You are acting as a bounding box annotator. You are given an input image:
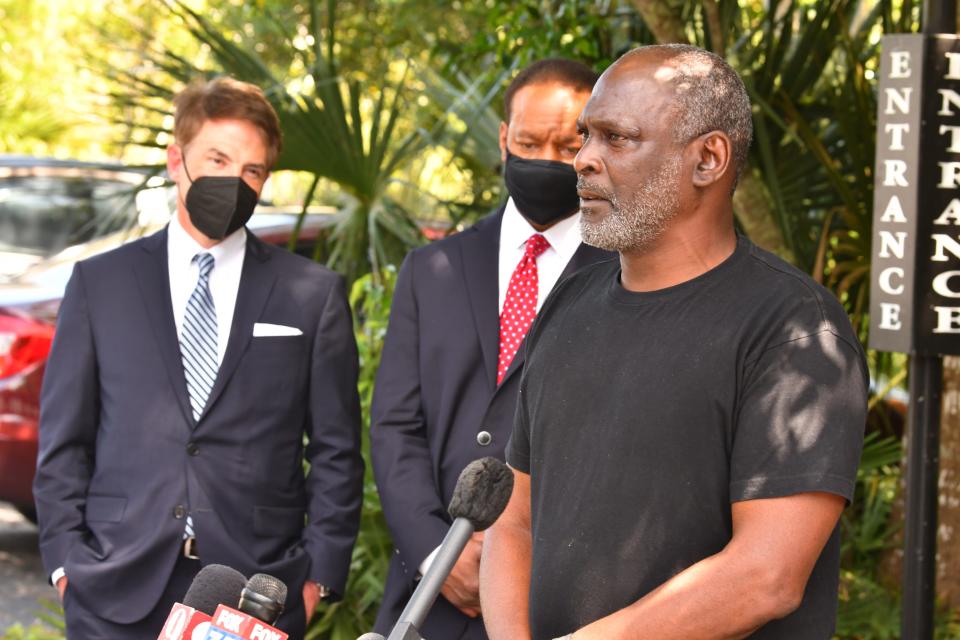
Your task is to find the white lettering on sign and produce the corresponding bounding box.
[940,162,960,188]
[946,51,960,80]
[885,87,912,114]
[883,159,909,186]
[879,303,903,330]
[879,267,905,295]
[886,122,910,150]
[934,306,960,333]
[878,230,907,259]
[934,199,960,225]
[890,50,912,78]
[214,609,244,633]
[880,195,908,223]
[941,124,960,153]
[939,88,960,116]
[931,234,960,261]
[933,271,960,298]
[250,624,284,640]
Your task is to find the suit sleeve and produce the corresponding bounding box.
[33,263,99,577]
[303,274,364,597]
[370,252,451,578]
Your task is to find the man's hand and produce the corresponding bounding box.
[440,531,484,618]
[56,576,68,603]
[303,581,322,624]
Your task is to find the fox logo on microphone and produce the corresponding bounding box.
[204,604,288,640]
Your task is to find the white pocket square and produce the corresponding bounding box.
[253,322,303,337]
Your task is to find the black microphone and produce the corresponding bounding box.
[238,573,288,624]
[157,564,247,640]
[384,457,514,640]
[185,564,248,615]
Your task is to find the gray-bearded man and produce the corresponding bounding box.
[480,44,867,640]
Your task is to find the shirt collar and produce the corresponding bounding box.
[502,197,582,261]
[168,212,247,266]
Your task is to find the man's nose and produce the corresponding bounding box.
[538,147,565,163]
[574,139,599,175]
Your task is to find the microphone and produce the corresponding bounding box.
[384,457,514,640]
[157,564,247,640]
[202,573,290,640]
[239,573,287,624]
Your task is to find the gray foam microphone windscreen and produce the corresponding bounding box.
[182,563,247,615]
[447,457,514,531]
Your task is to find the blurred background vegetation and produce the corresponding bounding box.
[2,0,960,638]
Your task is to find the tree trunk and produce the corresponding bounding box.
[934,355,960,607]
[732,171,796,264]
[627,0,687,44]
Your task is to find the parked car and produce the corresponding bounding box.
[0,156,334,521]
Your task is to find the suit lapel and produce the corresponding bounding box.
[197,233,276,424]
[496,241,614,387]
[458,209,503,391]
[134,228,194,427]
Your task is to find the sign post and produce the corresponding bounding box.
[870,3,956,636]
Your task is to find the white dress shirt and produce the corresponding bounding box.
[168,213,246,366]
[418,198,584,577]
[50,217,246,587]
[497,197,583,314]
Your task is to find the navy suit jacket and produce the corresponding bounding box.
[33,227,364,624]
[370,208,613,638]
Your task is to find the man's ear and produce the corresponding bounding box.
[689,131,732,189]
[167,144,183,181]
[499,121,508,164]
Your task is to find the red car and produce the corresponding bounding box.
[0,156,332,521]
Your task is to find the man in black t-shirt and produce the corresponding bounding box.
[479,44,867,640]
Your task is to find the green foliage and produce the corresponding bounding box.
[450,0,651,72]
[0,599,64,640]
[305,268,397,638]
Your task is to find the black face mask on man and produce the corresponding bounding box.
[181,156,259,240]
[502,149,580,227]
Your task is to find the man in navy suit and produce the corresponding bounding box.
[33,77,363,639]
[370,59,613,639]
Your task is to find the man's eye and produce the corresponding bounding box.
[519,142,537,150]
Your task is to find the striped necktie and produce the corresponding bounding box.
[181,252,218,422]
[179,252,217,543]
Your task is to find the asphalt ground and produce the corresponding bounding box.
[0,502,56,633]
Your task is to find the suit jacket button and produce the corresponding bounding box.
[476,431,493,446]
[173,505,187,519]
[186,442,200,456]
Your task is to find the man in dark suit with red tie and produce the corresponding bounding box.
[370,59,613,639]
[33,77,364,639]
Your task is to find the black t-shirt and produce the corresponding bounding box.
[506,235,868,639]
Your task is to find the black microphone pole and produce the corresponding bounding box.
[388,517,476,640]
[360,457,514,640]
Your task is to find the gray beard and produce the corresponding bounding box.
[579,157,682,253]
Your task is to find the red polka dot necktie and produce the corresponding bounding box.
[497,233,551,384]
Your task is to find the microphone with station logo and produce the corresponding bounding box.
[157,564,247,640]
[202,573,289,640]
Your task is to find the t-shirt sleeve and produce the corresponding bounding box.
[506,384,532,473]
[730,329,868,504]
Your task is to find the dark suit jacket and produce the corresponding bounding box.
[370,208,613,638]
[33,227,364,625]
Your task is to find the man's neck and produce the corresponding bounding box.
[176,207,219,249]
[619,215,737,293]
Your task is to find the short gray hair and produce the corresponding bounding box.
[621,44,753,183]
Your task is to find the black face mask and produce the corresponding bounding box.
[182,161,259,240]
[503,149,580,227]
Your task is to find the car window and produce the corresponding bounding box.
[0,175,143,257]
